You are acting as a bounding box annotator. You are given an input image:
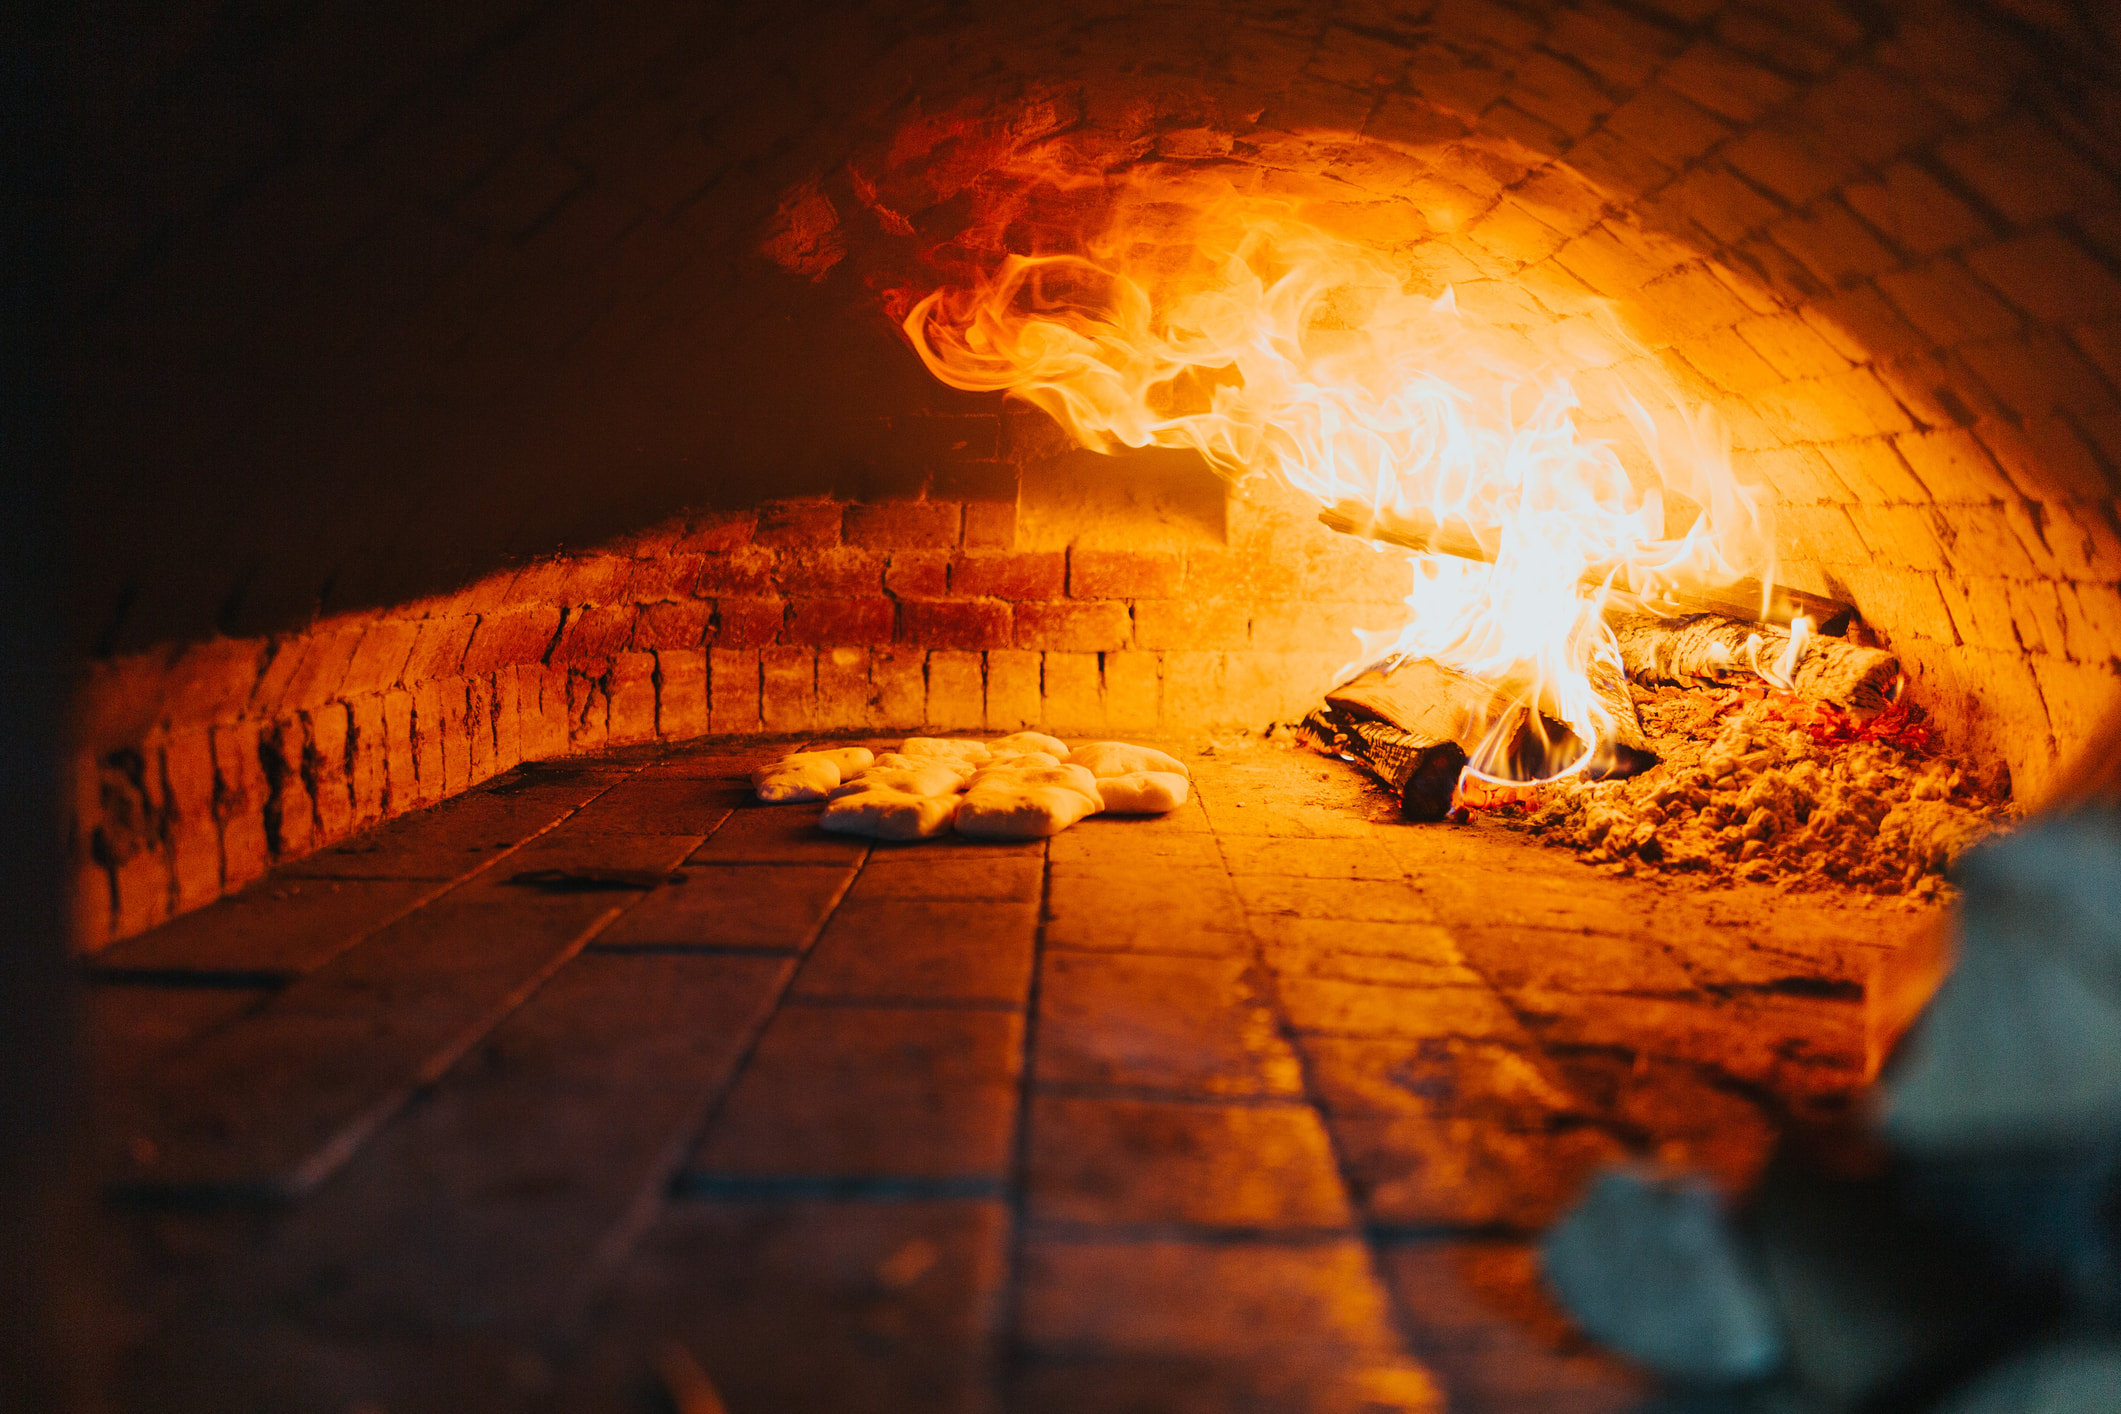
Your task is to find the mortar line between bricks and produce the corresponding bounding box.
[1207,810,1442,1384]
[995,832,1053,1406]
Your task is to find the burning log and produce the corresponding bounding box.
[1608,610,1901,711]
[1318,500,1855,632]
[1306,656,1652,820]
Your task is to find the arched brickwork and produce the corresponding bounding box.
[66,0,2121,943]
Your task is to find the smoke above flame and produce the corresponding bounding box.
[898,163,1775,779]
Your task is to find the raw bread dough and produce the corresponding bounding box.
[820,788,960,840]
[900,737,992,763]
[988,731,1070,758]
[965,762,1102,809]
[752,747,875,801]
[829,762,966,799]
[866,751,976,780]
[977,750,1060,770]
[1067,741,1190,779]
[1097,771,1190,814]
[955,784,1099,839]
[754,759,841,802]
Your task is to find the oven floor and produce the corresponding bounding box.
[90,737,1939,1413]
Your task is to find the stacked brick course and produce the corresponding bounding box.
[70,478,1406,948]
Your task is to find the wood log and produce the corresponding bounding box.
[1310,656,1653,817]
[1318,500,1854,632]
[1608,610,1900,710]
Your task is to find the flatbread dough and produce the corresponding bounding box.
[988,731,1070,758]
[900,737,992,763]
[820,788,960,840]
[964,761,1102,809]
[754,759,841,803]
[829,762,966,799]
[1096,771,1190,814]
[955,784,1100,839]
[1067,741,1190,779]
[866,751,976,780]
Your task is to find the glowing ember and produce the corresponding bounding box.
[899,164,1776,780]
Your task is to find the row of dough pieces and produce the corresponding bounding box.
[752,733,1191,841]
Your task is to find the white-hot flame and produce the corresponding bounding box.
[903,169,1774,776]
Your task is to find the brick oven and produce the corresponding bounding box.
[25,0,2121,1410]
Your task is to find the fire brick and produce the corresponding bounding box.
[985,649,1040,730]
[1069,549,1183,599]
[1014,600,1131,652]
[632,600,711,653]
[464,604,565,674]
[162,729,223,912]
[1133,599,1250,651]
[784,596,897,646]
[901,598,1012,651]
[1042,652,1104,729]
[491,670,523,776]
[551,604,636,663]
[409,680,448,807]
[381,688,419,806]
[781,546,887,597]
[953,551,1065,599]
[567,668,610,751]
[672,510,756,553]
[346,692,389,830]
[712,597,786,649]
[754,499,844,549]
[656,649,709,739]
[760,647,817,732]
[708,649,762,734]
[815,646,873,730]
[926,651,984,730]
[307,702,355,841]
[1104,651,1161,730]
[608,652,658,743]
[963,499,1018,550]
[695,546,779,597]
[844,500,963,549]
[870,649,925,725]
[403,614,480,684]
[517,665,568,763]
[884,550,949,597]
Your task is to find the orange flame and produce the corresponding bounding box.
[901,164,1774,778]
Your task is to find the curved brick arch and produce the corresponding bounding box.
[65,0,2121,942]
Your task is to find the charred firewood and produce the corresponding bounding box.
[1318,500,1854,631]
[1609,610,1901,711]
[1304,702,1467,821]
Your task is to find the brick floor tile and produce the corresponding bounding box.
[102,886,661,1197]
[1234,874,1435,923]
[688,1006,1022,1181]
[593,863,856,951]
[1015,1237,1436,1407]
[690,804,869,864]
[1410,864,1672,938]
[1217,836,1410,880]
[276,770,624,880]
[1197,798,1383,839]
[1034,953,1303,1098]
[552,776,745,835]
[1333,1116,1625,1229]
[89,983,267,1072]
[1299,1037,1586,1125]
[633,748,760,782]
[1047,826,1225,866]
[1248,915,1471,965]
[1045,864,1248,952]
[459,830,706,891]
[793,898,1038,1004]
[564,1200,1007,1414]
[1512,989,1863,1090]
[231,953,791,1333]
[1544,1050,1779,1192]
[850,852,1043,902]
[1027,1095,1352,1229]
[1276,980,1526,1042]
[1263,944,1488,991]
[1450,925,1695,995]
[91,876,447,978]
[1377,1241,1645,1413]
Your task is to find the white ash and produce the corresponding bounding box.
[1516,688,2009,895]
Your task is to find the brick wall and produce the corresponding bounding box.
[62,0,2121,944]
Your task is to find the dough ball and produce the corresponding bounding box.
[1097,771,1190,814]
[965,762,1102,809]
[820,788,960,840]
[830,762,966,799]
[754,759,840,803]
[1067,741,1190,779]
[988,731,1070,758]
[900,737,992,763]
[867,751,976,780]
[979,750,1061,769]
[955,784,1099,839]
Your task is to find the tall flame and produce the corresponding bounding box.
[901,165,1773,777]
